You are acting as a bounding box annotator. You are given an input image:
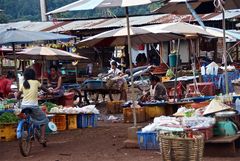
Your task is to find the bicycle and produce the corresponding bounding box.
[16,108,47,157]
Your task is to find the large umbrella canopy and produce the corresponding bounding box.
[9,47,88,60]
[0,28,75,44]
[155,0,240,14]
[142,22,211,36]
[47,0,166,14]
[78,26,184,47]
[141,22,239,39]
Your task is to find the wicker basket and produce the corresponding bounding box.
[159,133,204,161]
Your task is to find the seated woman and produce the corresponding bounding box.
[0,71,15,98]
[47,65,64,97]
[140,75,168,102]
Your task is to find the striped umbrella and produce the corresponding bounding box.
[15,47,88,60]
[47,0,166,14]
[78,26,184,47]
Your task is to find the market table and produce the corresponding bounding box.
[182,95,240,103]
[204,134,240,157]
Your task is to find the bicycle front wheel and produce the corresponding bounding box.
[18,122,32,157]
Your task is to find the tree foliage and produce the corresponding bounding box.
[0,0,162,22]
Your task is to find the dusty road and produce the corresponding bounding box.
[0,121,240,161]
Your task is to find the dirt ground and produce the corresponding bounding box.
[1,120,240,161]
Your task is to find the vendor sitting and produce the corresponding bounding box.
[47,65,64,97]
[0,71,15,98]
[140,75,168,102]
[107,61,128,101]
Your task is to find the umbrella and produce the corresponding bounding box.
[0,28,75,88]
[14,47,88,60]
[155,0,240,14]
[142,22,213,36]
[0,28,75,44]
[47,0,166,127]
[142,22,240,39]
[47,0,166,14]
[78,26,184,47]
[12,46,88,83]
[154,0,240,94]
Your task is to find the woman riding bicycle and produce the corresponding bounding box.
[17,68,50,144]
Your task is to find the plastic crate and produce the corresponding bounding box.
[0,123,17,141]
[77,114,98,128]
[106,101,124,114]
[67,114,78,130]
[52,114,66,131]
[137,131,159,150]
[144,106,166,120]
[123,107,146,123]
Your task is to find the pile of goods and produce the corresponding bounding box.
[0,112,19,124]
[48,105,99,114]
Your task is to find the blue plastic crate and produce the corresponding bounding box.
[77,114,98,128]
[87,114,98,128]
[137,131,159,150]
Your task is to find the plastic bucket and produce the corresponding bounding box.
[169,54,177,67]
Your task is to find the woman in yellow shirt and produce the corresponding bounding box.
[17,68,50,144]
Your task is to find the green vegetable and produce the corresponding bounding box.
[0,112,19,124]
[41,102,58,112]
[166,69,174,79]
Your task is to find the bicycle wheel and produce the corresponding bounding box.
[18,122,32,157]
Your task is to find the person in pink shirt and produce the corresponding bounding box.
[0,71,15,98]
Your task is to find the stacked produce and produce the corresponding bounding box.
[0,112,19,124]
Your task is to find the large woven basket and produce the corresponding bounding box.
[159,133,204,161]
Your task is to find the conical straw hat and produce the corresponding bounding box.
[203,99,231,115]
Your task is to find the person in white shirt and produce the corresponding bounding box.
[107,61,127,101]
[140,75,167,102]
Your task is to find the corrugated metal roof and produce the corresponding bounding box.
[49,19,106,32]
[1,10,240,32]
[22,21,56,31]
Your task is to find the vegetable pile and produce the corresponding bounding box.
[41,102,58,112]
[0,112,19,124]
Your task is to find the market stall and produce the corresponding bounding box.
[135,97,240,157]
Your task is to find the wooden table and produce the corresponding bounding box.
[204,134,240,157]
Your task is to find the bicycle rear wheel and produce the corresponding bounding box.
[18,122,32,157]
